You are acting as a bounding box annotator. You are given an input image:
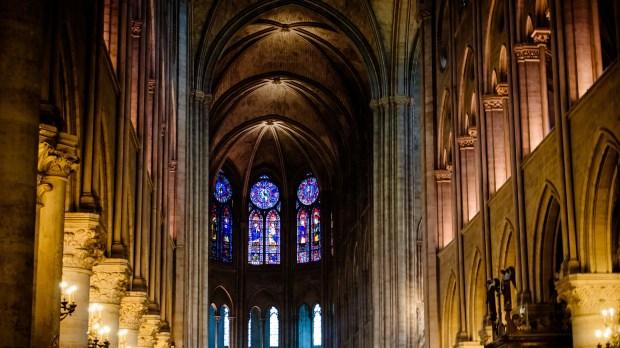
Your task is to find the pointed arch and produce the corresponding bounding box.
[532,183,563,303]
[468,250,485,340]
[442,273,459,348]
[581,129,620,273]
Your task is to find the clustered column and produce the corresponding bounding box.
[60,212,105,347]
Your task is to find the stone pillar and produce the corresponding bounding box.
[0,0,44,345]
[33,126,79,347]
[60,213,105,347]
[154,332,172,348]
[138,314,162,348]
[120,291,149,347]
[90,258,132,347]
[557,274,620,348]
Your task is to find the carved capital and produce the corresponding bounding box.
[138,314,161,347]
[435,168,452,182]
[38,126,80,179]
[416,6,432,22]
[120,291,149,330]
[482,95,505,111]
[532,28,551,44]
[90,258,131,304]
[556,273,620,317]
[148,80,156,94]
[370,96,413,111]
[191,90,212,106]
[131,20,143,38]
[63,213,105,270]
[169,160,177,173]
[154,332,172,348]
[457,135,476,149]
[495,83,509,96]
[514,44,540,62]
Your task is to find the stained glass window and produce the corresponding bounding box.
[211,172,233,263]
[248,176,280,265]
[312,304,322,347]
[297,175,320,263]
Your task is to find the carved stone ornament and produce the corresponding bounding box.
[90,259,131,304]
[370,96,413,111]
[434,169,452,182]
[119,292,149,330]
[131,20,143,38]
[482,95,504,111]
[148,80,156,94]
[457,135,476,149]
[38,139,80,178]
[138,314,161,347]
[191,90,212,106]
[495,83,509,96]
[63,226,105,271]
[168,160,177,173]
[556,274,620,317]
[514,44,541,62]
[154,332,172,348]
[532,28,551,44]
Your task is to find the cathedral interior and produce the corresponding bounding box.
[0,0,619,347]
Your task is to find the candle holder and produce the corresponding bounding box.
[595,308,620,348]
[60,281,77,321]
[87,304,110,347]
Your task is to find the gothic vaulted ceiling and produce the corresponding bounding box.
[203,2,377,195]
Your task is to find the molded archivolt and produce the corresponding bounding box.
[247,288,280,314]
[532,183,562,303]
[581,130,620,273]
[467,250,485,341]
[442,273,459,348]
[211,285,234,312]
[496,221,515,278]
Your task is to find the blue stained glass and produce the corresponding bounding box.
[221,206,232,263]
[265,210,280,264]
[250,178,279,209]
[311,207,321,262]
[214,172,233,203]
[210,204,218,260]
[248,211,263,264]
[297,177,319,206]
[297,208,309,263]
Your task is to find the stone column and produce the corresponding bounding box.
[60,213,105,347]
[138,314,162,348]
[120,291,149,347]
[0,0,44,345]
[90,258,132,347]
[33,126,79,347]
[154,332,172,348]
[557,274,620,348]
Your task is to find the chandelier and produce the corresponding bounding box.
[60,281,77,321]
[595,308,620,348]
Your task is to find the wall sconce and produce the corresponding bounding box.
[118,329,130,348]
[60,281,77,321]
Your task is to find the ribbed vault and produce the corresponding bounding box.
[208,3,374,193]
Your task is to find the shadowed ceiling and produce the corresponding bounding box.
[209,3,373,195]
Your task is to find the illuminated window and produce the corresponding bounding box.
[248,176,281,265]
[210,172,233,263]
[296,175,321,263]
